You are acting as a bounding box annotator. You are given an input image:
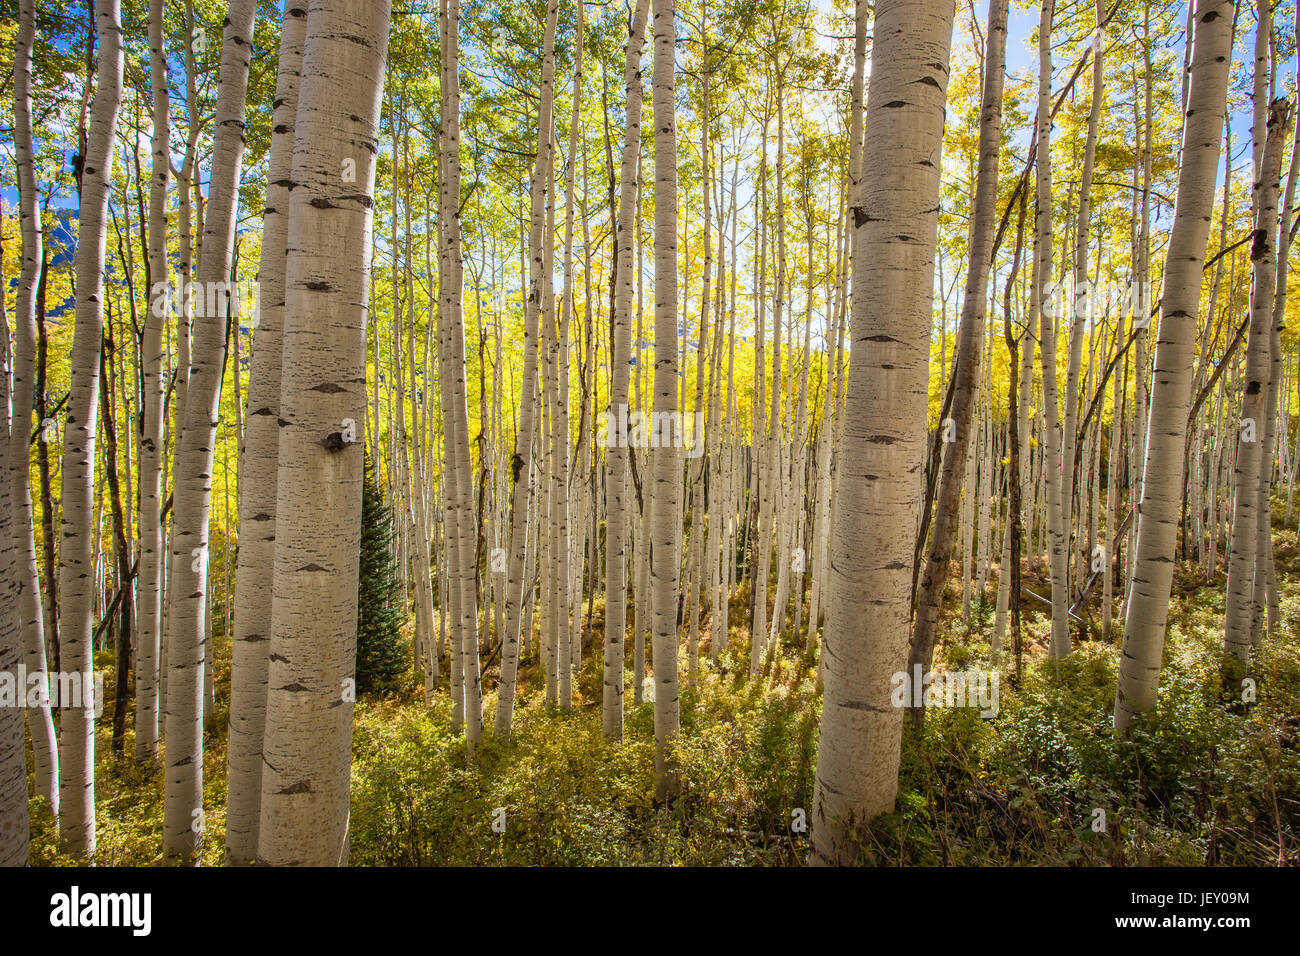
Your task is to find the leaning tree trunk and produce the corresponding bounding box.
[1224,96,1288,662]
[10,0,60,811]
[650,0,682,803]
[162,0,257,863]
[1114,0,1235,734]
[604,0,651,741]
[907,0,1009,705]
[1,243,30,867]
[257,0,391,867]
[224,1,306,865]
[56,0,123,859]
[810,0,955,866]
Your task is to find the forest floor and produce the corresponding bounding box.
[27,515,1300,866]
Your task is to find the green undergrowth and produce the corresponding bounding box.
[27,526,1300,866]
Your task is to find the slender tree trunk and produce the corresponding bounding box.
[438,0,483,745]
[650,0,682,802]
[496,0,559,737]
[1034,0,1071,658]
[162,0,257,862]
[604,0,651,740]
[10,0,59,812]
[907,0,1009,703]
[1224,96,1288,661]
[136,0,172,768]
[57,0,123,859]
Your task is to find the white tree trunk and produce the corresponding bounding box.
[10,0,59,812]
[651,0,682,801]
[1114,0,1234,733]
[224,1,306,864]
[162,0,257,862]
[810,0,954,865]
[496,0,559,736]
[257,0,390,866]
[57,0,123,858]
[1224,96,1287,661]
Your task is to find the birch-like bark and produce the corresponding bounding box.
[258,0,390,866]
[1224,96,1287,661]
[604,0,651,739]
[136,0,171,767]
[438,0,483,744]
[57,0,123,858]
[162,0,257,862]
[1114,0,1235,733]
[225,1,306,864]
[810,0,954,865]
[10,0,59,809]
[651,0,682,801]
[1,237,29,866]
[496,1,559,737]
[907,0,1009,693]
[1034,0,1071,658]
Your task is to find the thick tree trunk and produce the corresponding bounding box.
[438,0,483,745]
[810,0,954,865]
[224,1,306,865]
[257,0,391,866]
[1114,0,1235,733]
[1,237,30,867]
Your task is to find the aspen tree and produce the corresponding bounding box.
[258,0,391,866]
[497,1,560,736]
[225,2,307,864]
[1115,0,1235,733]
[810,0,955,865]
[1224,96,1288,661]
[605,0,651,739]
[1,243,28,867]
[162,0,257,862]
[135,0,171,768]
[438,0,483,743]
[1033,0,1071,658]
[908,0,1009,694]
[10,0,59,808]
[651,0,682,801]
[57,0,123,858]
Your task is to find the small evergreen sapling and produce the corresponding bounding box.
[355,455,407,695]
